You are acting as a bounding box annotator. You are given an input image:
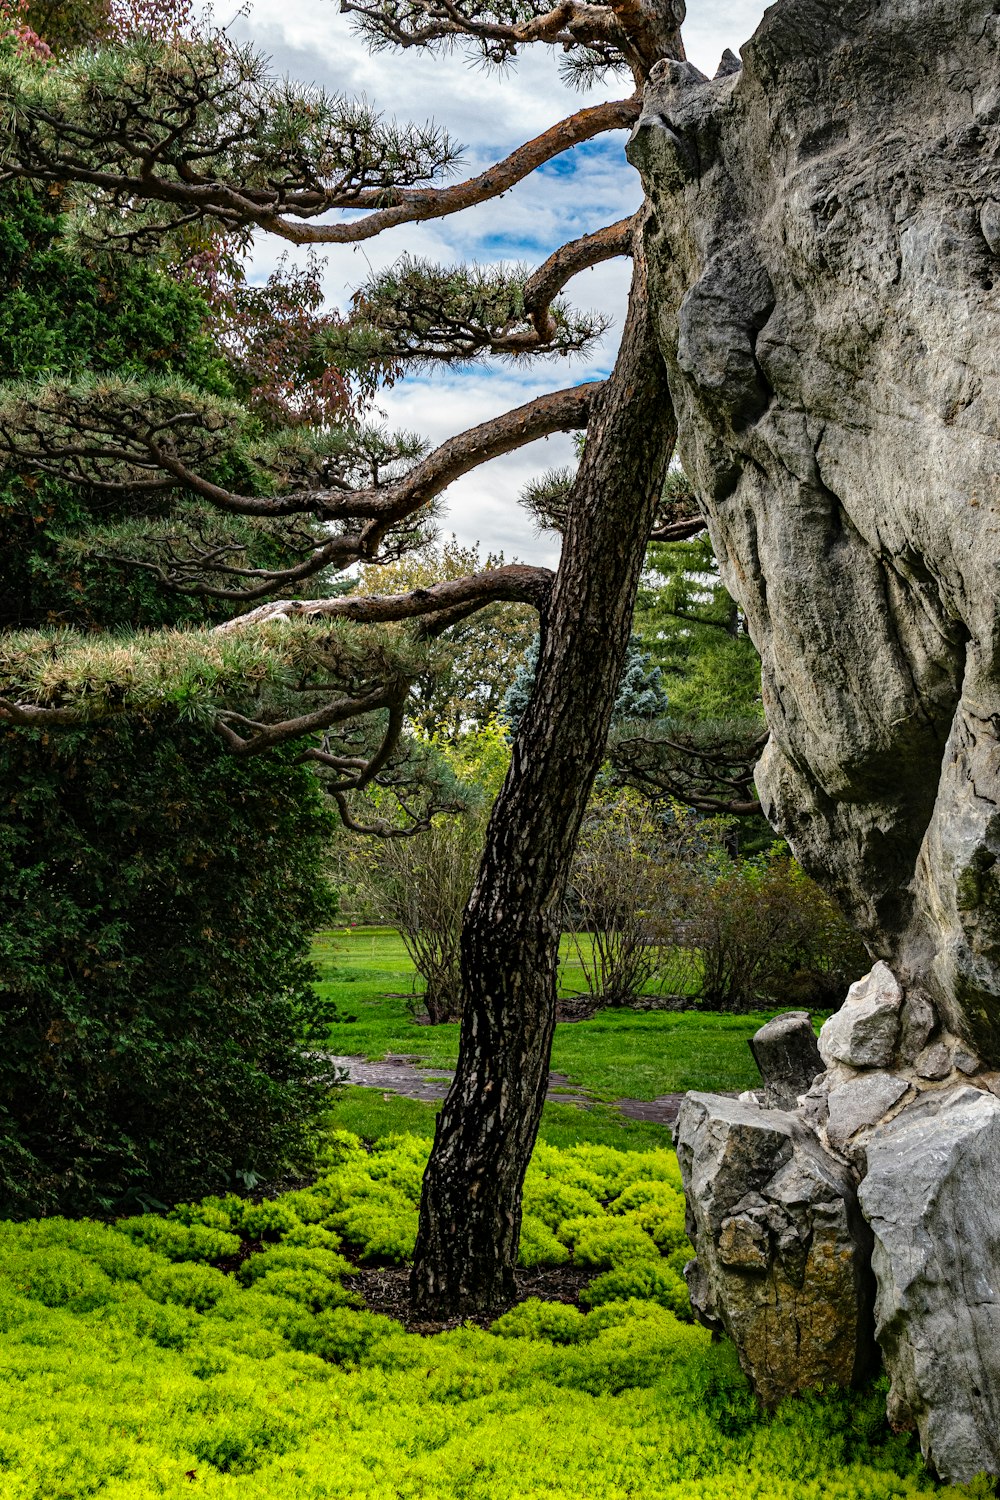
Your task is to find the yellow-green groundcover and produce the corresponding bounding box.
[0,1133,986,1499]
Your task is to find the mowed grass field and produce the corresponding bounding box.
[312,926,784,1105]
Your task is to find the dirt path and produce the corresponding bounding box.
[326,1053,686,1126]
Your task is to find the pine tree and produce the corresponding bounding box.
[0,0,712,1316]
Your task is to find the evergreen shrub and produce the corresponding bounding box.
[0,719,339,1217]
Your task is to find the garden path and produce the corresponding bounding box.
[325,1053,686,1125]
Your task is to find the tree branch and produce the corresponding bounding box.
[523,214,636,340]
[648,516,706,543]
[211,564,553,633]
[103,386,595,600]
[261,98,642,243]
[214,682,401,756]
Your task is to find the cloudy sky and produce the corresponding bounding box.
[231,0,772,565]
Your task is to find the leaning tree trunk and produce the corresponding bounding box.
[410,233,677,1319]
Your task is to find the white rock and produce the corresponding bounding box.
[818,964,903,1070]
[825,1071,909,1154]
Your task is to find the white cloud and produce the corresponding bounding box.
[682,1,771,77]
[229,0,770,561]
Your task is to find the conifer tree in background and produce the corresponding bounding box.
[0,0,723,1314]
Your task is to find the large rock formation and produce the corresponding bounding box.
[627,0,1000,1063]
[676,981,1000,1480]
[860,1087,1000,1480]
[631,18,1000,1471]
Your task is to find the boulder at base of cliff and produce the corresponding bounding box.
[859,1087,1000,1484]
[675,1091,876,1406]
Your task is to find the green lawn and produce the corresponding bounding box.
[327,1087,677,1151]
[314,926,785,1102]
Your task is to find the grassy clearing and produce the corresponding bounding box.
[329,1088,674,1153]
[314,926,778,1100]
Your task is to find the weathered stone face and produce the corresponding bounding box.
[675,1091,877,1406]
[859,1087,1000,1482]
[628,0,1000,1062]
[679,983,1000,1480]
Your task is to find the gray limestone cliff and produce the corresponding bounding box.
[628,0,1000,1062]
[630,2,1000,1477]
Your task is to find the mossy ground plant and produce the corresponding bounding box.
[0,1127,983,1500]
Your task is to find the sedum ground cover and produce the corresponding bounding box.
[315,927,779,1099]
[0,1127,983,1500]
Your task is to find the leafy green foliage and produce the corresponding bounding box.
[624,514,770,833]
[0,186,233,630]
[670,846,870,1013]
[582,1257,692,1318]
[0,720,339,1216]
[0,616,433,722]
[635,532,761,722]
[0,37,461,253]
[0,1129,957,1498]
[354,540,536,739]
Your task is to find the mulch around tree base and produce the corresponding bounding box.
[344,1261,597,1334]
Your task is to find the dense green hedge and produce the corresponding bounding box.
[0,1131,962,1499]
[0,719,339,1216]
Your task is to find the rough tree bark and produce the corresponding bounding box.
[410,236,677,1319]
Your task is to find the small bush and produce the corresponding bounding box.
[670,846,868,1013]
[583,1260,692,1320]
[237,1246,353,1287]
[117,1217,241,1263]
[517,1215,570,1269]
[141,1261,231,1312]
[491,1298,588,1345]
[290,1306,401,1364]
[168,1199,237,1232]
[522,1179,604,1233]
[561,1217,662,1269]
[351,810,485,1023]
[232,1200,305,1241]
[335,1198,419,1262]
[1,1248,114,1311]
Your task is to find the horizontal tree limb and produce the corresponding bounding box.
[262,97,642,243]
[211,564,553,633]
[523,214,636,340]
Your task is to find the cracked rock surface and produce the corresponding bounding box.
[859,1087,1000,1482]
[628,0,1000,1062]
[677,978,1000,1480]
[675,1091,877,1406]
